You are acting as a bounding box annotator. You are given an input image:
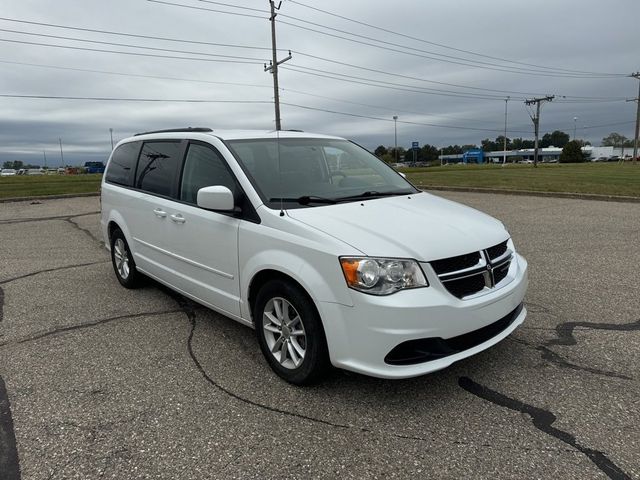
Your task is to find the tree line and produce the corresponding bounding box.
[375,130,632,163]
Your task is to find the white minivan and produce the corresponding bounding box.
[101,128,528,384]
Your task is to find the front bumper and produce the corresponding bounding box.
[318,253,528,379]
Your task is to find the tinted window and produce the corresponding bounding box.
[135,141,183,197]
[226,138,415,208]
[105,141,141,186]
[180,143,237,204]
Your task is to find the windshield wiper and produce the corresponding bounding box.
[269,195,337,205]
[335,190,414,201]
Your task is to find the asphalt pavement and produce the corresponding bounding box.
[0,192,638,479]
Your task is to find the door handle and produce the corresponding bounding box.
[170,213,186,224]
[153,208,167,218]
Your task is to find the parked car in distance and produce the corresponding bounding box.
[27,168,44,175]
[1,168,17,176]
[101,128,528,384]
[84,161,106,174]
[592,156,608,162]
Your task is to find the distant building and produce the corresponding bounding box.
[439,145,628,163]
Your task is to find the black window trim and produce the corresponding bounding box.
[105,137,260,223]
[104,140,143,187]
[173,140,260,223]
[134,139,187,199]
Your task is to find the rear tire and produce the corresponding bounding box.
[254,279,330,385]
[110,228,144,288]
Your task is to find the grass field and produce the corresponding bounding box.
[1,163,639,199]
[0,174,102,199]
[403,162,640,197]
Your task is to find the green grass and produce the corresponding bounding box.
[0,174,102,199]
[1,163,639,199]
[403,162,640,197]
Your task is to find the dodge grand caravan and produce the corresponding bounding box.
[101,127,528,384]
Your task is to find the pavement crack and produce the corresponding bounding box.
[535,345,632,380]
[518,302,638,380]
[0,261,109,286]
[0,211,99,225]
[508,336,633,381]
[547,319,640,347]
[64,216,104,246]
[0,286,4,323]
[173,292,352,431]
[458,376,631,480]
[0,375,21,480]
[0,309,182,348]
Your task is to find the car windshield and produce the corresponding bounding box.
[226,138,417,208]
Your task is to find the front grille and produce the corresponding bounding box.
[486,240,508,261]
[431,251,481,275]
[384,303,524,365]
[431,240,513,299]
[444,274,487,298]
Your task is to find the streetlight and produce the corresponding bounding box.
[573,116,577,141]
[503,97,510,165]
[109,128,114,151]
[59,138,64,167]
[393,115,398,163]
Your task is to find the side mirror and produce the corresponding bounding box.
[197,186,234,211]
[399,172,407,178]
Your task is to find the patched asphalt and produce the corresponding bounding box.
[0,192,638,479]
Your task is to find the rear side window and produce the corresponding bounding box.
[135,141,183,197]
[105,141,141,186]
[180,143,237,204]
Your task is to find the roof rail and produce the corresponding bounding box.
[285,129,304,132]
[134,127,213,136]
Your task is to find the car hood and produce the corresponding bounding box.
[286,192,508,261]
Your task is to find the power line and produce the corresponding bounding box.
[0,59,272,89]
[2,15,622,100]
[0,58,514,126]
[281,102,531,134]
[147,0,266,19]
[281,65,508,100]
[198,0,267,13]
[0,28,269,61]
[2,93,632,136]
[0,94,271,103]
[286,0,626,77]
[0,16,274,51]
[0,38,263,64]
[277,18,623,79]
[291,52,545,97]
[149,0,621,78]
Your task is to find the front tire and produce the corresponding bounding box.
[110,228,143,288]
[254,279,330,385]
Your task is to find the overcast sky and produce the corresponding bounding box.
[0,0,638,166]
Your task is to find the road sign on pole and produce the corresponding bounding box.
[412,141,419,150]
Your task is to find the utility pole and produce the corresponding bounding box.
[109,128,114,151]
[573,116,578,141]
[524,96,554,167]
[393,115,398,163]
[59,138,64,166]
[628,72,640,164]
[503,96,510,165]
[43,150,47,169]
[264,1,291,131]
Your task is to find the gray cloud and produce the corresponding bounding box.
[0,0,638,165]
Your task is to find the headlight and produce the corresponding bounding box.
[339,257,428,295]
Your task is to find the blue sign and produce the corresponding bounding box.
[412,141,419,150]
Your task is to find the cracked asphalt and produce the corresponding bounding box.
[0,192,638,480]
